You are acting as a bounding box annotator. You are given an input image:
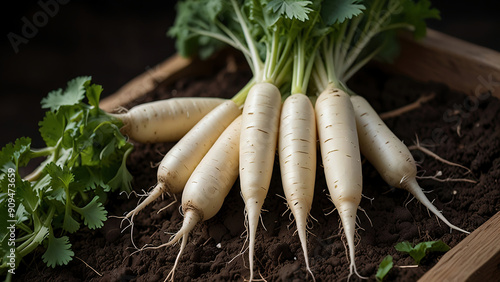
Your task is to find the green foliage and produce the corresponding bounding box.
[0,77,134,273]
[376,255,394,281]
[41,76,91,111]
[395,240,450,264]
[268,0,313,21]
[321,0,365,25]
[167,0,230,58]
[42,233,74,268]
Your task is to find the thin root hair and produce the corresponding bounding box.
[354,215,365,232]
[227,244,248,265]
[409,136,474,176]
[119,189,137,199]
[306,228,317,237]
[323,205,337,216]
[361,193,375,205]
[243,270,268,282]
[241,208,249,239]
[150,161,161,168]
[113,106,129,113]
[306,215,316,230]
[417,171,477,184]
[259,212,268,232]
[157,194,178,214]
[154,147,166,157]
[178,204,184,217]
[287,218,296,230]
[358,206,373,228]
[403,192,416,208]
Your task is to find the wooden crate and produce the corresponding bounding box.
[100,29,500,281]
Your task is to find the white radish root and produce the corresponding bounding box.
[162,115,242,281]
[350,94,469,234]
[315,86,365,280]
[113,97,226,143]
[278,93,317,280]
[124,100,241,220]
[239,82,282,281]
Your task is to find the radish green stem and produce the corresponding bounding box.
[230,0,263,81]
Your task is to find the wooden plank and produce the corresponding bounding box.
[419,211,500,281]
[386,29,500,98]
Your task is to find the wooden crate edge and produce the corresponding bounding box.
[419,211,500,281]
[387,29,500,98]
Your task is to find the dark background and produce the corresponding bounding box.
[1,0,499,148]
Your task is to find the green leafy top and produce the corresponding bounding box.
[169,0,315,89]
[313,0,440,92]
[0,77,134,273]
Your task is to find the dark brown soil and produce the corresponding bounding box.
[16,54,500,282]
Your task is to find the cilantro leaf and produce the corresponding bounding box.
[17,179,39,214]
[0,137,32,171]
[39,111,66,147]
[268,0,313,21]
[45,163,74,190]
[321,0,365,26]
[41,76,91,111]
[85,83,103,108]
[107,146,134,193]
[395,240,450,264]
[42,232,74,268]
[62,210,80,233]
[376,255,393,281]
[73,196,107,229]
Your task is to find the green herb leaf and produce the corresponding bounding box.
[42,232,74,268]
[106,146,134,193]
[85,83,103,108]
[17,179,39,214]
[39,111,66,147]
[0,137,32,171]
[73,196,107,229]
[321,0,365,25]
[268,0,313,21]
[63,210,80,233]
[45,163,74,190]
[395,240,450,264]
[41,76,91,111]
[376,255,394,281]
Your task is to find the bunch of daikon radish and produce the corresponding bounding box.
[117,0,467,280]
